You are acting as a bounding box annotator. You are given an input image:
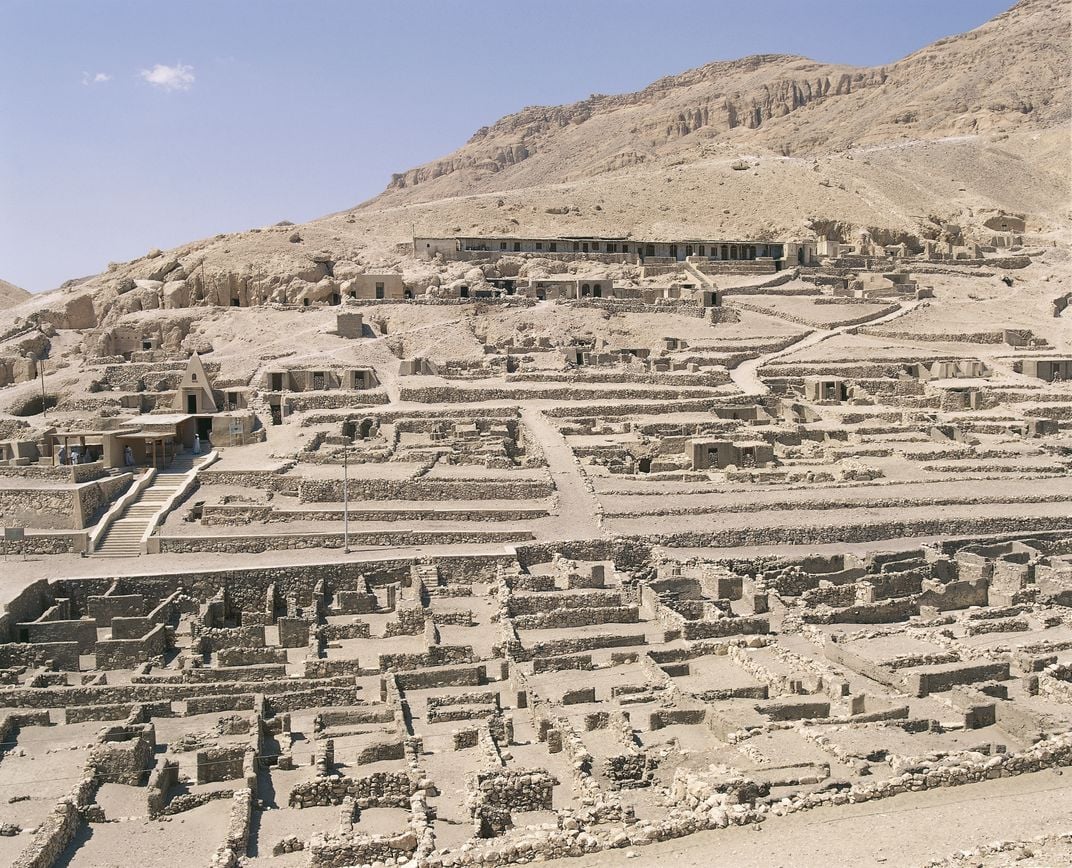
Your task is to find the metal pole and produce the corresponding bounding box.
[342,445,350,553]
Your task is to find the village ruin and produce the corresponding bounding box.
[0,206,1068,868]
[0,0,1070,864]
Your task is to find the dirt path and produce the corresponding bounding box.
[519,405,603,541]
[563,769,1072,868]
[730,300,923,395]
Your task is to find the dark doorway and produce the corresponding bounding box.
[186,394,197,414]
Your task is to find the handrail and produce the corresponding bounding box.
[138,451,219,554]
[88,467,156,552]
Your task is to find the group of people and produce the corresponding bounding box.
[56,445,103,466]
[56,434,203,468]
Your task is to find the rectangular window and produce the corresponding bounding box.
[513,242,521,251]
[500,242,507,250]
[536,242,542,250]
[549,242,557,252]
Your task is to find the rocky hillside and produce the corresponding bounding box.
[373,0,1069,204]
[0,279,32,309]
[0,0,1065,338]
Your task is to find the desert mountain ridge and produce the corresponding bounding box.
[3,0,1068,328]
[0,279,32,309]
[372,0,1069,205]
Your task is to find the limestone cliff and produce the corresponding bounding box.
[376,0,1069,203]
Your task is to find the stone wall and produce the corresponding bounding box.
[288,771,415,808]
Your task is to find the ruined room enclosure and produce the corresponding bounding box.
[0,535,1071,867]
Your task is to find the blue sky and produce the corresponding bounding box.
[0,0,1011,292]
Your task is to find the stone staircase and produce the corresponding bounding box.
[92,452,204,558]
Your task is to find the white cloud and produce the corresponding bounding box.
[139,63,195,91]
[81,71,112,85]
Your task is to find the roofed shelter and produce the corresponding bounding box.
[116,431,178,469]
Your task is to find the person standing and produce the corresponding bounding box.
[193,434,201,455]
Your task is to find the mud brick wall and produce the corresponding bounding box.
[304,658,363,679]
[905,661,1011,696]
[19,618,97,651]
[307,830,418,868]
[0,640,80,670]
[334,590,377,614]
[158,527,533,553]
[682,616,769,639]
[379,645,476,672]
[514,633,646,662]
[194,625,266,652]
[186,693,257,715]
[803,597,918,625]
[11,790,85,868]
[533,654,593,673]
[278,616,313,647]
[355,740,405,766]
[198,468,296,494]
[266,684,362,714]
[507,591,623,616]
[87,594,146,626]
[0,675,354,710]
[288,771,415,808]
[90,726,155,785]
[469,769,557,811]
[862,569,927,600]
[95,623,167,670]
[298,477,554,502]
[0,580,51,642]
[317,620,369,641]
[197,746,247,784]
[52,560,407,614]
[184,664,288,683]
[0,474,125,532]
[513,606,639,630]
[317,707,396,729]
[394,665,486,691]
[66,700,171,724]
[643,515,1072,551]
[146,760,180,818]
[217,646,289,666]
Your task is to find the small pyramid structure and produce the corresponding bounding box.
[172,352,217,414]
